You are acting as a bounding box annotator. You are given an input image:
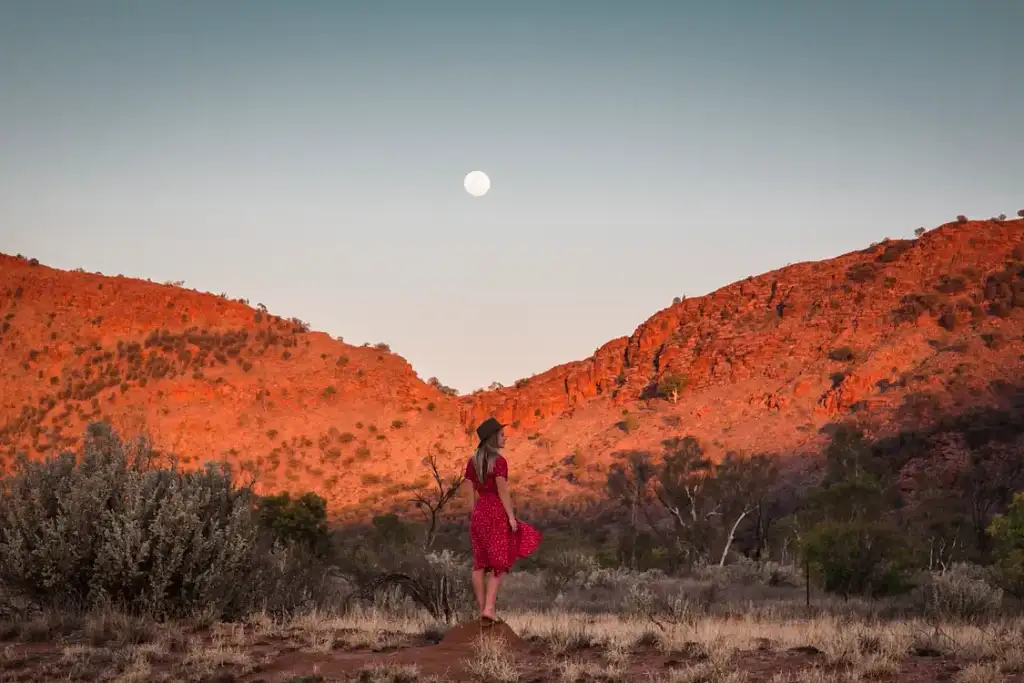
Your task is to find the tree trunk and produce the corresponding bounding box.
[718,509,750,567]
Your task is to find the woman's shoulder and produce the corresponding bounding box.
[493,455,509,476]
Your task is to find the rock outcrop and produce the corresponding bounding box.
[2,218,1023,517]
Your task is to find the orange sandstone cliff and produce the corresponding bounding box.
[2,218,1023,518]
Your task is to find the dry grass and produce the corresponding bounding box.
[350,662,423,682]
[0,603,1023,682]
[465,634,519,682]
[502,609,1024,663]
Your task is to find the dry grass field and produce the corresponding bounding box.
[2,572,1022,683]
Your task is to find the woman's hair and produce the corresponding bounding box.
[472,432,502,482]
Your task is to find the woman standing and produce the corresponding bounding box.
[464,417,540,622]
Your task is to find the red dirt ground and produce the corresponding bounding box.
[0,616,1022,682]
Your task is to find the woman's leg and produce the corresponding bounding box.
[471,569,486,613]
[482,570,504,619]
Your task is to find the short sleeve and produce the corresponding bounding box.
[464,459,476,482]
[493,456,508,479]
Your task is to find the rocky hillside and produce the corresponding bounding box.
[3,217,1024,518]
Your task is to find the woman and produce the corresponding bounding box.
[463,417,540,622]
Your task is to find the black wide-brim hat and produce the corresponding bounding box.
[476,417,506,447]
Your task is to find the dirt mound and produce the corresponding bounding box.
[440,618,527,651]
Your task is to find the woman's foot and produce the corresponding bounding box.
[480,613,502,624]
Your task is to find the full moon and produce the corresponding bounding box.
[464,171,491,197]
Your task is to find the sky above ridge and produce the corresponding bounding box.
[1,0,1022,392]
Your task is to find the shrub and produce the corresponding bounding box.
[801,516,913,598]
[256,491,330,557]
[656,372,689,403]
[543,549,600,594]
[338,516,472,623]
[935,275,966,294]
[846,262,877,283]
[346,549,473,624]
[828,347,855,362]
[989,491,1024,598]
[1018,209,1024,218]
[694,557,803,588]
[617,413,640,432]
[0,422,328,619]
[914,564,1003,621]
[876,241,914,263]
[957,215,968,223]
[938,309,957,331]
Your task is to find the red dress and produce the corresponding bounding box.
[465,455,541,575]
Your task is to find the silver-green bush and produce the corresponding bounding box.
[0,422,329,619]
[914,563,1004,621]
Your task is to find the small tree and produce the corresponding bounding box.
[954,439,1024,557]
[711,452,779,566]
[988,492,1024,597]
[606,451,658,569]
[915,227,926,237]
[657,373,689,404]
[428,377,459,397]
[652,436,717,563]
[257,491,330,557]
[408,449,463,549]
[799,474,913,598]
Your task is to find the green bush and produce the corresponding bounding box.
[989,492,1024,598]
[0,422,331,619]
[656,373,689,403]
[256,491,330,557]
[828,347,855,362]
[801,518,912,598]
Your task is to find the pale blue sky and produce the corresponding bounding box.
[1,1,1021,392]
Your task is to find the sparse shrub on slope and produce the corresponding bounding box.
[656,372,689,403]
[0,422,332,619]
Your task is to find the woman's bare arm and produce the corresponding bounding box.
[495,476,516,527]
